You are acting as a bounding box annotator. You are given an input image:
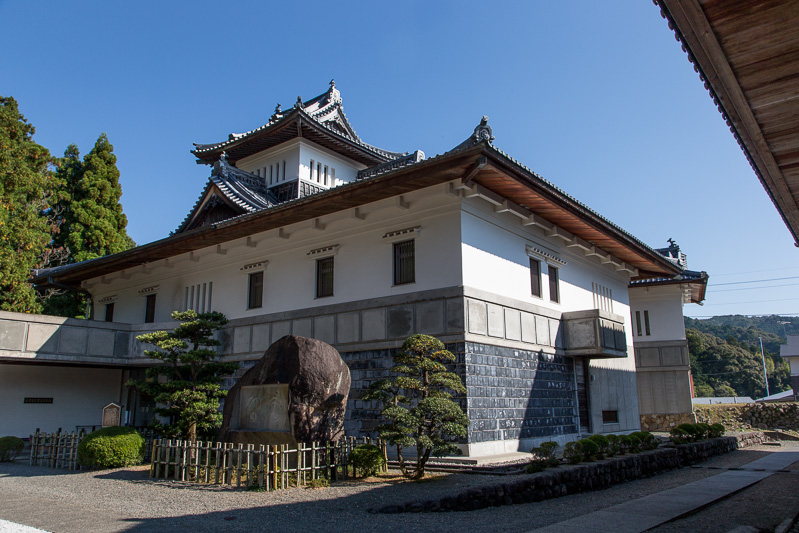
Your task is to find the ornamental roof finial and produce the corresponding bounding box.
[473,115,494,144]
[212,151,230,177]
[330,79,336,89]
[275,103,282,114]
[295,95,303,109]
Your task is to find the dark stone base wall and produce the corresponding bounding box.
[463,342,577,444]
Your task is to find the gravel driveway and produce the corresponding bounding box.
[1,443,798,533]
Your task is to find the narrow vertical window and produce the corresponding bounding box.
[316,257,334,298]
[201,283,207,313]
[530,258,542,297]
[324,165,329,186]
[184,287,189,311]
[144,294,156,323]
[393,239,415,285]
[104,303,114,322]
[331,167,335,185]
[548,265,560,303]
[644,310,651,336]
[282,160,286,180]
[635,311,642,336]
[310,159,314,181]
[317,162,322,183]
[248,271,264,309]
[207,282,213,311]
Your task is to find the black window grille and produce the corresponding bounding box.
[248,271,264,309]
[144,294,156,323]
[316,257,334,298]
[548,265,560,303]
[530,258,542,297]
[393,239,415,285]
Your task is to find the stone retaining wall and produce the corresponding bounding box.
[640,412,696,431]
[694,403,799,431]
[376,432,767,514]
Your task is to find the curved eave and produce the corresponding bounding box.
[33,143,681,290]
[630,272,709,304]
[192,109,404,167]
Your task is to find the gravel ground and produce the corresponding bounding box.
[1,443,798,533]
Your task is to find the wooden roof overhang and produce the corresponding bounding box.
[656,0,799,246]
[33,142,680,290]
[192,109,396,168]
[630,273,709,304]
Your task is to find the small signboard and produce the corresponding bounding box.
[102,403,122,427]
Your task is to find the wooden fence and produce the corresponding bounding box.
[150,436,387,490]
[29,427,160,470]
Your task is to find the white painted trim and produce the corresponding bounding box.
[525,244,567,266]
[306,244,340,259]
[382,226,421,243]
[239,260,269,273]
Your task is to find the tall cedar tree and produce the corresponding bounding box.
[127,311,238,442]
[0,97,59,313]
[43,135,135,317]
[363,334,469,479]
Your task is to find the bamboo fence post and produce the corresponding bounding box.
[214,442,222,484]
[204,442,211,483]
[245,444,253,487]
[225,443,233,486]
[270,445,277,490]
[151,439,160,478]
[257,445,265,488]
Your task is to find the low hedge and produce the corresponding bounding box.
[77,426,145,469]
[349,444,386,477]
[670,423,725,444]
[0,436,24,462]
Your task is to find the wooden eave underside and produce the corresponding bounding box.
[193,110,392,168]
[658,0,799,246]
[35,144,680,289]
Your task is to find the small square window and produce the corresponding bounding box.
[602,410,619,424]
[144,294,156,323]
[316,257,334,298]
[393,239,415,285]
[248,271,263,309]
[548,265,560,303]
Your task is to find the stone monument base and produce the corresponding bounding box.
[227,430,297,448]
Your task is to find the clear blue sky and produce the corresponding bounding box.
[2,1,796,318]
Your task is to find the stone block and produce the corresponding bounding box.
[416,300,444,335]
[387,305,413,339]
[639,347,660,367]
[446,298,464,334]
[0,320,26,351]
[551,320,563,348]
[336,312,360,344]
[566,318,596,350]
[662,346,684,366]
[361,308,386,341]
[314,315,336,345]
[271,321,291,341]
[26,323,59,353]
[252,323,270,353]
[535,316,550,346]
[468,300,487,335]
[87,329,115,357]
[487,304,504,338]
[233,326,252,354]
[292,318,312,338]
[521,312,536,343]
[505,309,521,341]
[114,331,130,357]
[58,326,88,355]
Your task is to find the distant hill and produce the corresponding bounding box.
[685,315,795,399]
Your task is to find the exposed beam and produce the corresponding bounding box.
[352,207,366,220]
[461,156,487,186]
[396,196,410,210]
[278,228,290,239]
[216,245,227,255]
[313,218,326,231]
[246,237,258,248]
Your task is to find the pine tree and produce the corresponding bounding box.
[0,96,58,313]
[62,133,134,263]
[128,311,239,442]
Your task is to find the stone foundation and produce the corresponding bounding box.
[694,402,799,431]
[640,412,696,431]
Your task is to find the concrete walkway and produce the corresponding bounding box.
[530,451,799,533]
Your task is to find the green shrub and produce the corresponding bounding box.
[669,427,690,444]
[528,441,560,472]
[587,434,610,459]
[606,434,621,456]
[77,426,145,469]
[306,478,330,489]
[696,423,712,440]
[563,442,582,464]
[631,431,658,451]
[627,433,642,453]
[709,423,726,439]
[0,436,24,462]
[576,439,600,462]
[349,444,386,477]
[618,434,633,454]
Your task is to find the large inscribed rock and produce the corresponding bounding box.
[219,335,351,445]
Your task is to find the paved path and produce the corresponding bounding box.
[531,451,799,533]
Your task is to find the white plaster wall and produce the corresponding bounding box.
[629,285,686,342]
[89,184,463,323]
[298,140,364,186]
[236,139,301,186]
[0,364,124,437]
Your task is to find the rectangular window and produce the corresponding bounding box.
[530,258,542,297]
[310,159,315,180]
[602,410,619,424]
[104,303,114,322]
[282,160,286,180]
[317,163,322,183]
[644,310,651,336]
[144,294,156,323]
[323,165,329,186]
[393,239,415,285]
[248,271,264,309]
[316,257,334,298]
[548,265,560,303]
[330,167,335,185]
[635,310,642,336]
